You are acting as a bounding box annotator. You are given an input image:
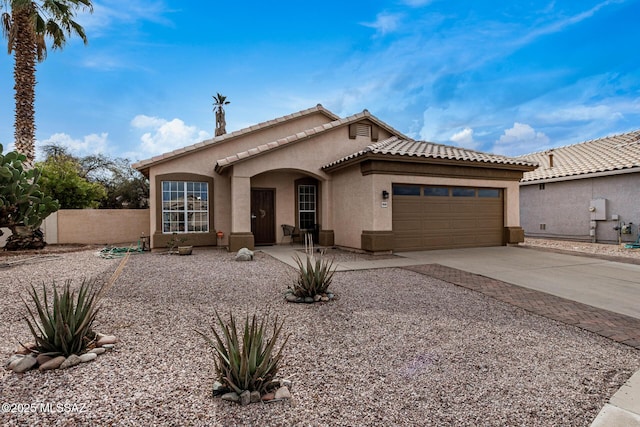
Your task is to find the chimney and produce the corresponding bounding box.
[547,149,554,168]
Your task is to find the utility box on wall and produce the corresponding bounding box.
[589,198,607,221]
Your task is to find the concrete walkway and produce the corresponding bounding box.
[260,244,640,426]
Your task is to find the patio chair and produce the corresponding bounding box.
[281,224,300,244]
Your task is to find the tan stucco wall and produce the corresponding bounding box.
[331,167,372,248]
[56,209,150,245]
[146,117,389,248]
[331,166,523,249]
[42,212,58,244]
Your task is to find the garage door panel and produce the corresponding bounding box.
[393,185,503,251]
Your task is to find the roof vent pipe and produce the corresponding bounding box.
[547,149,554,168]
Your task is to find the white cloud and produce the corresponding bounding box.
[131,114,168,129]
[537,105,623,123]
[77,0,174,37]
[131,115,210,157]
[450,127,480,149]
[513,0,621,49]
[361,12,403,36]
[492,123,550,156]
[39,132,110,158]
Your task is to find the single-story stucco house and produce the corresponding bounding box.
[133,105,537,252]
[519,129,640,244]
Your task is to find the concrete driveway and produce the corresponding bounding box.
[399,246,640,320]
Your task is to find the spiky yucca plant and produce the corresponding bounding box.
[291,253,336,298]
[197,311,289,395]
[22,278,104,357]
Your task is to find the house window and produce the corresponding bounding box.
[539,183,546,190]
[423,187,449,197]
[393,185,421,196]
[452,187,476,197]
[478,189,501,198]
[298,184,316,230]
[162,181,209,233]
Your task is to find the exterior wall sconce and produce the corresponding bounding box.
[382,190,389,199]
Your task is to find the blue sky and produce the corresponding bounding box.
[1,0,639,162]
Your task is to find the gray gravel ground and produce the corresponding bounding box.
[1,244,639,426]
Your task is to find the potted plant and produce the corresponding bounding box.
[167,233,192,255]
[178,244,193,255]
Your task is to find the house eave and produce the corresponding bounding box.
[520,166,640,185]
[323,152,537,174]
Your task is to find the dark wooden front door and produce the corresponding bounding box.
[251,189,275,245]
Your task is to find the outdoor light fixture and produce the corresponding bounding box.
[382,190,389,199]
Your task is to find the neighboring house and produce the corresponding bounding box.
[133,105,536,252]
[519,130,640,244]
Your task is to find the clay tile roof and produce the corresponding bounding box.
[132,104,338,171]
[519,129,640,182]
[322,136,537,169]
[213,110,410,173]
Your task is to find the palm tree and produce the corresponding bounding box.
[1,0,93,167]
[213,93,230,136]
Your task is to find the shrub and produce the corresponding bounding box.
[197,311,289,395]
[22,278,104,357]
[291,252,336,298]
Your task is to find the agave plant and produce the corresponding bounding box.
[197,311,289,395]
[291,252,336,298]
[21,278,104,357]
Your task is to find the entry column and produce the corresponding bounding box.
[229,176,254,251]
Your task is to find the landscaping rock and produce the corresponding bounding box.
[15,342,36,355]
[213,381,228,396]
[239,390,251,406]
[281,379,292,390]
[304,297,314,303]
[13,354,37,373]
[39,356,66,371]
[36,354,53,366]
[96,335,117,346]
[89,347,106,355]
[261,392,275,402]
[235,248,254,261]
[79,353,97,363]
[250,391,261,403]
[59,354,82,369]
[8,356,24,371]
[221,392,239,403]
[313,294,321,302]
[285,294,299,302]
[327,293,334,299]
[5,354,24,369]
[321,296,330,302]
[102,344,115,350]
[274,386,291,400]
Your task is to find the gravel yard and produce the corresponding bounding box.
[1,242,639,426]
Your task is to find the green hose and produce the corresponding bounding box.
[99,243,144,259]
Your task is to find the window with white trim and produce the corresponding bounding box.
[298,184,316,230]
[162,181,209,233]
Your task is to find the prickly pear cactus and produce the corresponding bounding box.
[0,144,59,250]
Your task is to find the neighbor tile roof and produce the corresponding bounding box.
[214,110,409,172]
[132,104,339,171]
[322,136,538,170]
[519,129,640,182]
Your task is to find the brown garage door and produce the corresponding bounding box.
[392,185,504,251]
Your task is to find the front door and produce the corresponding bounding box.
[251,189,275,245]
